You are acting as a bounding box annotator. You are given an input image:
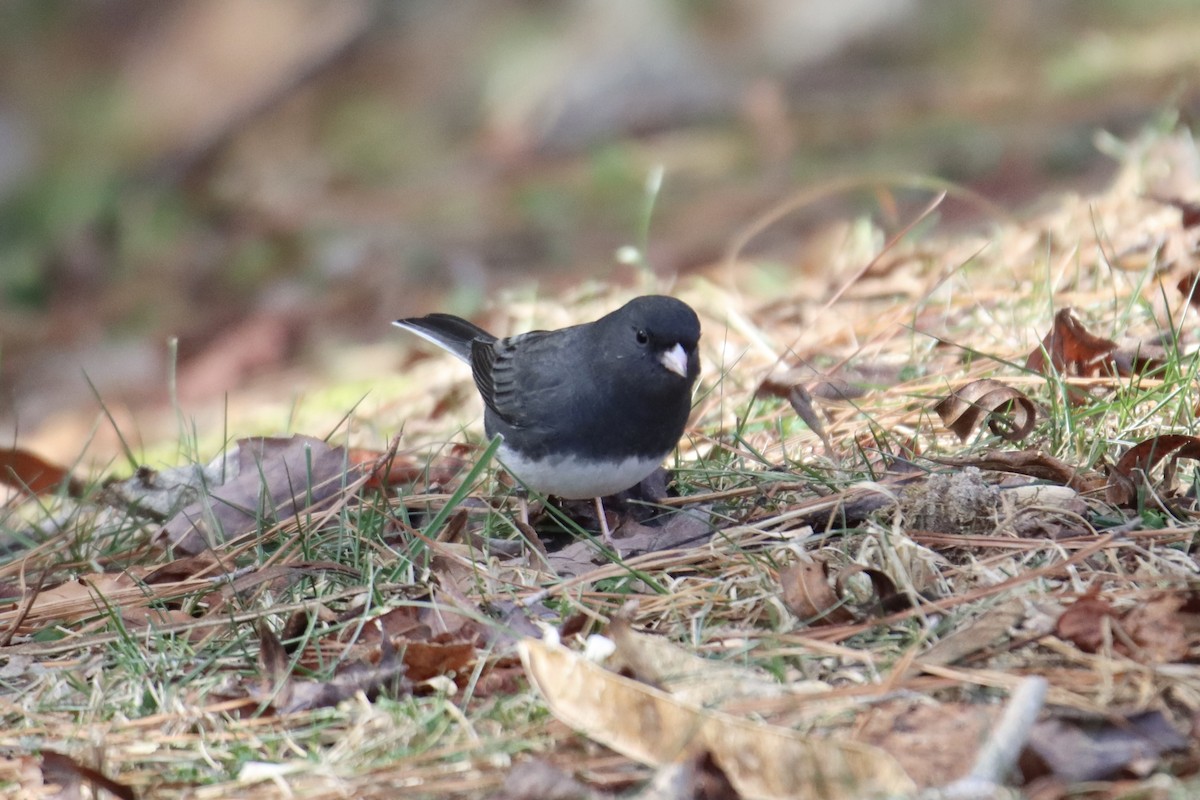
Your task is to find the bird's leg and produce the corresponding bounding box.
[594,496,614,547]
[518,495,530,528]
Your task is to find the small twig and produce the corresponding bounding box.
[933,676,1047,798]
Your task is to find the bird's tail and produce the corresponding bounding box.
[392,313,495,363]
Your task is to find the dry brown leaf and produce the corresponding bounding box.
[1147,194,1200,230]
[1025,308,1118,378]
[0,448,81,497]
[1177,270,1200,306]
[1120,594,1189,663]
[0,573,143,637]
[396,639,478,684]
[252,623,411,714]
[519,637,915,800]
[544,508,713,577]
[930,450,1098,494]
[607,618,825,707]
[495,759,603,800]
[38,750,136,800]
[1054,589,1187,664]
[347,447,467,490]
[858,700,998,789]
[340,605,430,644]
[1054,590,1117,654]
[1105,433,1200,506]
[907,599,1024,678]
[779,560,855,625]
[1023,710,1188,783]
[757,377,831,453]
[157,435,360,554]
[934,379,1036,443]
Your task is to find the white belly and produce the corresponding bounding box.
[497,444,664,499]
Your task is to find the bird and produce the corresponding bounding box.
[394,295,701,542]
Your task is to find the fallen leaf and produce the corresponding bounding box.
[494,759,603,800]
[252,623,411,714]
[934,379,1036,443]
[347,447,467,490]
[757,377,831,454]
[1023,710,1188,783]
[608,617,827,707]
[519,637,915,800]
[0,448,82,497]
[780,560,855,625]
[157,435,361,554]
[39,749,136,800]
[1146,194,1200,230]
[0,572,154,637]
[1176,270,1200,306]
[544,508,713,577]
[340,605,430,644]
[396,639,477,684]
[908,599,1025,678]
[1055,589,1118,654]
[858,700,998,789]
[930,450,1098,494]
[1119,594,1189,663]
[1025,308,1118,378]
[1105,434,1200,506]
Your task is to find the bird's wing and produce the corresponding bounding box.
[470,330,559,428]
[469,337,501,416]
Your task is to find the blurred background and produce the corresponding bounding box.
[1,0,1198,461]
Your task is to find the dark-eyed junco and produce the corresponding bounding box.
[394,295,701,537]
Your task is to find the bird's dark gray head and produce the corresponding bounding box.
[598,295,701,386]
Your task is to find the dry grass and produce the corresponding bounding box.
[3,125,1200,798]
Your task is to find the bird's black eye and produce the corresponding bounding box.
[635,329,649,345]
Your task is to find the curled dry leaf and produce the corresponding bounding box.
[834,564,927,615]
[38,749,137,800]
[780,560,855,625]
[934,379,1036,443]
[1177,270,1200,307]
[518,637,915,800]
[1105,433,1200,506]
[1025,309,1117,398]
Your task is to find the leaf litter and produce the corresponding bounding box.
[3,131,1200,797]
